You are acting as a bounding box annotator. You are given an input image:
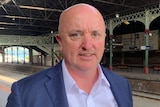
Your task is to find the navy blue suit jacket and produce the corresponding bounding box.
[6,62,133,107]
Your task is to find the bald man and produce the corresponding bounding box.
[6,3,133,107]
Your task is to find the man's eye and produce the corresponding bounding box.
[92,32,101,38]
[93,33,99,37]
[69,32,82,40]
[70,33,80,37]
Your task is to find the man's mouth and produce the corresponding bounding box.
[79,53,94,57]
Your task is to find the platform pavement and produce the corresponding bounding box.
[1,66,160,84]
[0,68,29,83]
[112,67,160,81]
[0,68,29,107]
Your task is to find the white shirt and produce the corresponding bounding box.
[62,60,118,107]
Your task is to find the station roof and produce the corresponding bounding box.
[0,0,159,36]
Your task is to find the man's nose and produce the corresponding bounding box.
[81,35,93,50]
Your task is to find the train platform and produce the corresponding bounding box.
[114,68,160,81]
[113,67,160,97]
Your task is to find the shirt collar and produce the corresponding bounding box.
[62,59,110,93]
[62,60,76,92]
[98,64,111,87]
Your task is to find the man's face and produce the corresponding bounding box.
[57,6,106,72]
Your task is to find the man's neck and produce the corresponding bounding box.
[68,68,99,94]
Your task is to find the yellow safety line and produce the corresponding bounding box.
[0,75,17,84]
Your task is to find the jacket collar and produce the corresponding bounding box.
[101,66,124,107]
[45,62,69,107]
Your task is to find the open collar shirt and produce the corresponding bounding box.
[62,60,118,107]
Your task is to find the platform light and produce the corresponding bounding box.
[149,33,152,36]
[112,38,115,42]
[115,13,119,18]
[123,20,130,25]
[51,31,53,34]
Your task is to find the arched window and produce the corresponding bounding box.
[4,46,29,64]
[0,54,2,62]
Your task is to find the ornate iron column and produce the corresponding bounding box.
[109,35,113,70]
[144,29,150,74]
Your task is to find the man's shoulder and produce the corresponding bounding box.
[101,66,128,82]
[101,66,131,91]
[16,62,62,86]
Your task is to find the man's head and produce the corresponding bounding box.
[56,3,106,72]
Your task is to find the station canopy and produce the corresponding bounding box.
[0,0,159,36]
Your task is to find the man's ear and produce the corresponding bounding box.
[56,34,62,51]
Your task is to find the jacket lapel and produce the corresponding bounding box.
[44,63,69,107]
[110,84,123,107]
[102,67,124,107]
